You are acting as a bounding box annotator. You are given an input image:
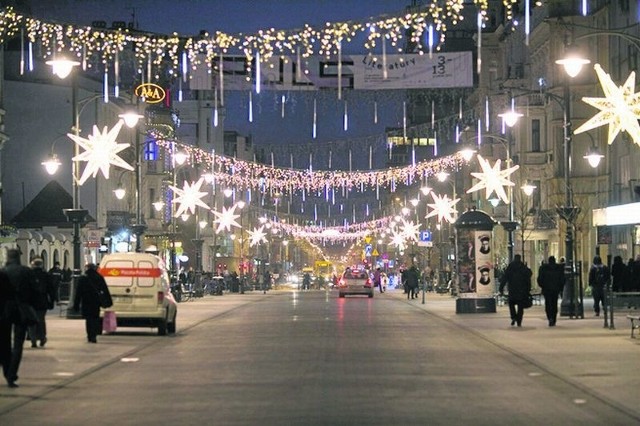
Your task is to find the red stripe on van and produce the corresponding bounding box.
[99,267,162,278]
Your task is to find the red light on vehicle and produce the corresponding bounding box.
[338,278,346,287]
[365,278,372,288]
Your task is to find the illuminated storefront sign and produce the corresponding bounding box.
[134,83,166,104]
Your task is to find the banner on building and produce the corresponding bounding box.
[190,52,473,91]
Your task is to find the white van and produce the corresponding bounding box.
[98,253,177,335]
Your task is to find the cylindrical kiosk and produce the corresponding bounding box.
[454,208,497,314]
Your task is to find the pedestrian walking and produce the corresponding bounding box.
[373,267,384,293]
[405,265,420,300]
[28,258,56,347]
[0,269,15,387]
[48,261,62,303]
[2,249,38,388]
[610,255,628,293]
[73,263,113,343]
[537,256,565,326]
[588,255,610,317]
[499,254,532,327]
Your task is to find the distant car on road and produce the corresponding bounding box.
[338,269,374,298]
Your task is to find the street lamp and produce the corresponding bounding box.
[555,41,583,319]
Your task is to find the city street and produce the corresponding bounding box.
[0,289,639,425]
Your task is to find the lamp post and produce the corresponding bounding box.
[555,41,583,319]
[237,200,246,293]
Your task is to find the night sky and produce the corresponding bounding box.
[3,0,438,221]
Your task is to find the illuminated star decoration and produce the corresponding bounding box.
[212,204,242,234]
[466,155,519,204]
[247,226,268,247]
[389,230,407,250]
[68,120,133,185]
[169,177,209,218]
[400,219,420,242]
[574,64,640,146]
[426,192,460,223]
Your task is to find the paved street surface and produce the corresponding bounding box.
[0,288,638,425]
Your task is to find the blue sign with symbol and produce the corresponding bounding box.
[419,231,432,242]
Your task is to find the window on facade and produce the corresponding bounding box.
[148,188,156,219]
[532,179,541,210]
[144,138,158,161]
[531,119,541,152]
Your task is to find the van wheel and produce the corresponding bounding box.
[167,314,176,334]
[158,318,168,336]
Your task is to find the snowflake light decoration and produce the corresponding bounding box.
[466,155,519,204]
[67,120,133,185]
[389,230,407,250]
[247,226,268,247]
[400,219,420,242]
[170,177,209,218]
[426,192,460,223]
[574,64,640,146]
[212,204,242,234]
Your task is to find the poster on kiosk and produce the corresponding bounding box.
[456,230,494,297]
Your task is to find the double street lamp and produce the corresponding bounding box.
[46,57,142,318]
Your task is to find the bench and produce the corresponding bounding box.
[627,315,640,338]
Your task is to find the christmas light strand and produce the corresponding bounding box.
[154,136,468,194]
[0,4,490,78]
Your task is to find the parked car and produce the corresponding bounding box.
[98,252,177,335]
[338,269,374,298]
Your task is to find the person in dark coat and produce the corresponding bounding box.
[537,256,565,326]
[499,254,532,327]
[73,263,112,343]
[405,265,420,300]
[2,249,38,388]
[588,255,610,317]
[29,258,56,347]
[610,255,628,293]
[0,269,15,387]
[48,261,62,303]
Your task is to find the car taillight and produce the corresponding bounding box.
[157,291,164,304]
[365,278,372,287]
[339,278,346,287]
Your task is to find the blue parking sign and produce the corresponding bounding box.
[419,231,432,242]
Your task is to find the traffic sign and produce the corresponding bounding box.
[419,230,432,242]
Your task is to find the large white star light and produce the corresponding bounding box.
[466,155,519,203]
[247,226,268,247]
[574,64,640,146]
[212,204,242,234]
[426,192,460,223]
[170,177,210,218]
[68,120,133,185]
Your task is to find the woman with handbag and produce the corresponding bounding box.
[2,248,38,388]
[73,263,113,343]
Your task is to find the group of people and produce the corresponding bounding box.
[0,249,112,389]
[610,254,640,293]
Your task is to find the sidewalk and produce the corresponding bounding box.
[0,293,267,415]
[387,289,640,420]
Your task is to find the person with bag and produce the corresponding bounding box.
[499,254,532,328]
[537,256,565,327]
[2,248,38,388]
[588,255,610,317]
[73,263,113,343]
[28,258,56,347]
